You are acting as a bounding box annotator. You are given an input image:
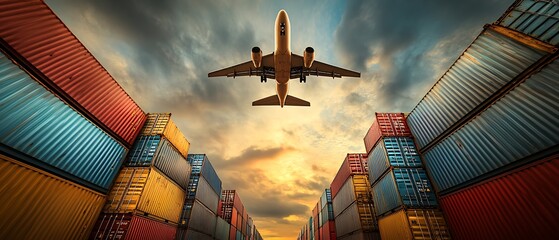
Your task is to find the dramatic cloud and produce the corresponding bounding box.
[46,0,514,239]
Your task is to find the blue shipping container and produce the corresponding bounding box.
[497,0,559,45]
[372,168,438,216]
[188,154,222,195]
[320,188,332,209]
[407,27,547,150]
[424,59,559,192]
[127,135,191,189]
[0,52,126,192]
[368,137,422,184]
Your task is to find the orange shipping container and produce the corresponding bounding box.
[378,209,450,240]
[141,113,190,157]
[0,153,105,240]
[104,167,185,223]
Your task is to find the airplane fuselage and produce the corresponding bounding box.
[274,10,291,107]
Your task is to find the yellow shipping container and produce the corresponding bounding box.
[378,208,451,240]
[141,113,190,157]
[0,153,105,240]
[104,167,185,223]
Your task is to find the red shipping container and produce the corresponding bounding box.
[330,153,368,198]
[320,220,336,240]
[0,1,145,146]
[230,225,237,240]
[363,113,411,154]
[90,213,177,240]
[440,155,559,240]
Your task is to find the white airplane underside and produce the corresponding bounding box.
[208,10,360,108]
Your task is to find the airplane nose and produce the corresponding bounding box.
[278,9,288,18]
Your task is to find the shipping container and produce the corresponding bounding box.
[367,137,422,184]
[378,209,450,240]
[183,174,220,215]
[423,59,559,192]
[230,225,238,240]
[91,213,178,240]
[181,200,217,237]
[372,169,437,216]
[0,1,146,146]
[320,189,332,209]
[189,154,223,195]
[176,228,213,240]
[214,217,230,240]
[332,175,371,217]
[331,153,368,198]
[0,51,127,193]
[497,0,559,45]
[440,155,558,240]
[407,26,549,150]
[127,135,191,189]
[221,190,246,225]
[104,167,185,223]
[320,221,337,240]
[0,153,105,240]
[334,202,376,237]
[363,113,411,154]
[141,113,190,157]
[337,231,380,240]
[320,203,335,227]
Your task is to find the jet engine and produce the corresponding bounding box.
[303,47,315,68]
[251,47,262,68]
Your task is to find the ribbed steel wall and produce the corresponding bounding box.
[0,1,146,146]
[126,135,191,189]
[188,154,223,195]
[497,0,559,45]
[407,27,547,149]
[372,169,438,216]
[185,200,217,237]
[0,52,126,192]
[377,209,450,240]
[424,59,559,192]
[124,215,177,240]
[368,137,422,183]
[141,113,190,157]
[440,156,559,240]
[216,217,231,240]
[0,154,105,240]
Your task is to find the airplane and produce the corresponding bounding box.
[208,9,360,107]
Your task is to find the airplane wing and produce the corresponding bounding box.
[208,53,275,79]
[290,53,360,79]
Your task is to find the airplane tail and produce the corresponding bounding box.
[252,95,310,107]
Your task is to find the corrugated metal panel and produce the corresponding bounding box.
[497,0,559,45]
[424,59,559,192]
[320,221,337,240]
[185,200,217,237]
[215,217,231,240]
[320,203,335,227]
[91,213,178,240]
[125,215,177,240]
[368,137,422,184]
[104,167,185,223]
[364,113,411,154]
[334,202,362,237]
[331,153,368,198]
[332,175,370,218]
[440,156,559,240]
[337,231,380,240]
[188,154,223,195]
[378,209,450,240]
[181,175,220,226]
[320,188,332,209]
[141,113,190,157]
[372,169,437,216]
[179,229,213,240]
[127,135,191,189]
[0,1,146,146]
[407,27,547,150]
[0,51,126,192]
[0,154,105,240]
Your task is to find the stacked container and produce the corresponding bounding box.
[319,189,336,240]
[365,113,450,240]
[331,153,379,240]
[406,0,559,239]
[177,154,223,239]
[90,113,191,239]
[220,190,250,240]
[0,1,145,238]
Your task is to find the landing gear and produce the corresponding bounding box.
[300,73,306,83]
[261,75,267,83]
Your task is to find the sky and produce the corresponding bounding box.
[46,0,513,239]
